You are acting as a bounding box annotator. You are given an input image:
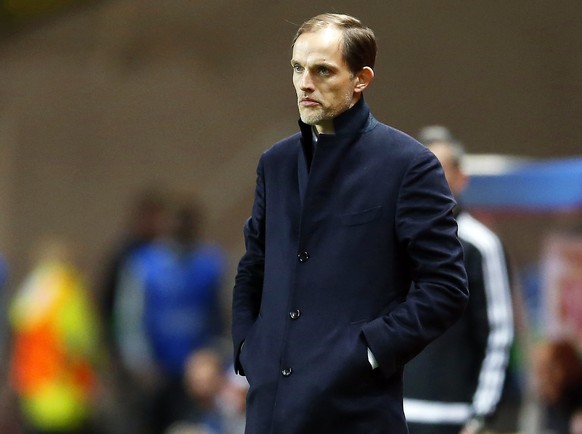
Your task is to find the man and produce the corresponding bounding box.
[404,131,515,434]
[232,14,468,434]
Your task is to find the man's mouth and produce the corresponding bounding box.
[300,98,320,107]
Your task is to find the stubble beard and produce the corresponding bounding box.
[299,107,327,126]
[298,90,354,127]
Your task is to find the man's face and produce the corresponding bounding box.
[428,142,468,197]
[291,26,359,134]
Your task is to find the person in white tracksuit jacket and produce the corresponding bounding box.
[404,132,516,434]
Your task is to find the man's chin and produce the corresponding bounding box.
[299,111,322,126]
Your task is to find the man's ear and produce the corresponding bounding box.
[354,66,374,93]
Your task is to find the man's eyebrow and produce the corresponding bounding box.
[290,59,338,71]
[311,61,337,71]
[299,60,337,68]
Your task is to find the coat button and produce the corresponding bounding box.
[297,251,310,262]
[282,368,292,377]
[289,310,301,319]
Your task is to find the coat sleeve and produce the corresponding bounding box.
[231,155,266,375]
[362,147,469,379]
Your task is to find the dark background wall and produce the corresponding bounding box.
[0,0,581,291]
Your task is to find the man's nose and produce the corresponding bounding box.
[299,71,314,91]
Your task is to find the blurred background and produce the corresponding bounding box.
[0,1,581,433]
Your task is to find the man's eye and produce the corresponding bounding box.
[318,67,330,75]
[293,64,303,73]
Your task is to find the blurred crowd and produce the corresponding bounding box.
[0,188,247,434]
[0,134,581,434]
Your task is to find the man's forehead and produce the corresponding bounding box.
[291,29,345,67]
[293,27,343,55]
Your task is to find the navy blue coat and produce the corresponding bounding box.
[232,98,468,434]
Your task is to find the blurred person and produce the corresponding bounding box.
[179,348,226,434]
[165,423,213,434]
[232,13,468,434]
[0,252,19,433]
[571,405,582,434]
[417,124,454,144]
[96,188,169,433]
[532,338,582,434]
[219,366,248,434]
[115,195,226,434]
[99,187,168,349]
[404,133,516,434]
[8,238,101,434]
[170,349,249,434]
[0,252,7,291]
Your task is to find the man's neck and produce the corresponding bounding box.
[315,120,334,135]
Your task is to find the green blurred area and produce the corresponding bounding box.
[0,0,89,36]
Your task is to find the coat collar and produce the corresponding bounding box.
[296,97,376,207]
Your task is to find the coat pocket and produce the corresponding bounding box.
[239,312,263,374]
[341,206,383,226]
